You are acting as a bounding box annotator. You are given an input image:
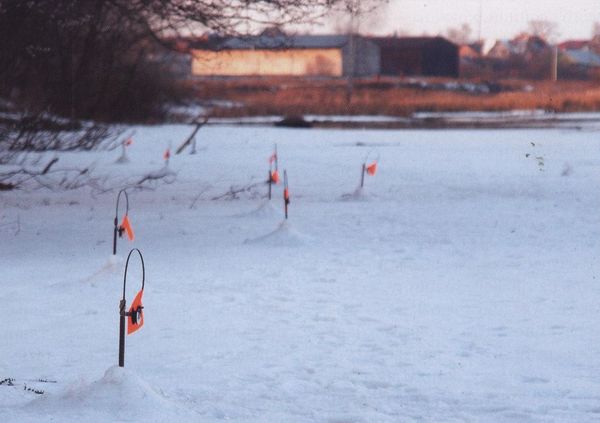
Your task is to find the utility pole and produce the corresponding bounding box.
[551,45,558,82]
[478,0,482,43]
[478,0,483,79]
[346,19,356,104]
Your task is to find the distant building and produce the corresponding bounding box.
[482,34,552,79]
[486,34,549,60]
[591,36,600,55]
[486,40,513,60]
[511,34,548,56]
[369,37,459,78]
[458,43,485,78]
[561,49,600,67]
[459,44,481,60]
[190,34,380,77]
[556,39,600,79]
[558,40,591,51]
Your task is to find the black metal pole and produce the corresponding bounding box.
[118,299,126,367]
[268,170,272,200]
[284,170,289,220]
[113,217,118,255]
[360,163,365,188]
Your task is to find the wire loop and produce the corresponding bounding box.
[123,248,145,301]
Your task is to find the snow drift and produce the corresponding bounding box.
[20,366,195,422]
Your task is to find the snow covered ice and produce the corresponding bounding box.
[1,122,600,422]
[244,220,308,247]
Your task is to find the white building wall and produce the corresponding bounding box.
[192,49,343,77]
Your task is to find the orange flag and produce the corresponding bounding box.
[163,149,170,160]
[124,137,133,146]
[366,161,377,176]
[127,289,144,335]
[271,170,280,184]
[121,215,135,241]
[284,188,290,202]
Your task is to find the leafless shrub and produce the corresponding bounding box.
[0,111,116,190]
[211,181,267,201]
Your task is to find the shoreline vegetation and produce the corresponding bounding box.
[203,112,600,130]
[190,77,600,127]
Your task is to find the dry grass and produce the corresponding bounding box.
[189,77,600,117]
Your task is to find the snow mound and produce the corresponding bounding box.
[81,255,123,284]
[340,187,371,202]
[244,220,307,246]
[106,254,124,267]
[135,166,177,185]
[115,152,130,164]
[23,366,195,422]
[146,166,176,179]
[236,199,279,218]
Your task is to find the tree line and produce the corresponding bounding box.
[0,0,341,123]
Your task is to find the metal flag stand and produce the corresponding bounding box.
[118,248,146,368]
[360,150,379,189]
[283,170,290,219]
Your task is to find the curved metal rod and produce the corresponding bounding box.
[122,248,145,301]
[363,148,380,164]
[115,189,130,220]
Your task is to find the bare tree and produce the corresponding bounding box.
[528,20,560,43]
[0,0,350,190]
[325,0,386,103]
[1,0,346,123]
[446,23,473,45]
[330,0,388,34]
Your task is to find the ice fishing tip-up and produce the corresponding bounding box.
[118,248,146,368]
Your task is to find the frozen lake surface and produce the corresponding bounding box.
[1,124,599,422]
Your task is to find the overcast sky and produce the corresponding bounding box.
[313,0,600,41]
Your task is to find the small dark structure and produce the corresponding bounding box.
[369,37,459,78]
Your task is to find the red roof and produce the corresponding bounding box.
[558,40,589,50]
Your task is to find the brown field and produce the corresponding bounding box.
[189,77,600,117]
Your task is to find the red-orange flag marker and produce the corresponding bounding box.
[284,188,290,202]
[121,215,135,241]
[366,161,377,176]
[124,137,133,146]
[163,149,171,161]
[271,169,280,184]
[127,289,144,335]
